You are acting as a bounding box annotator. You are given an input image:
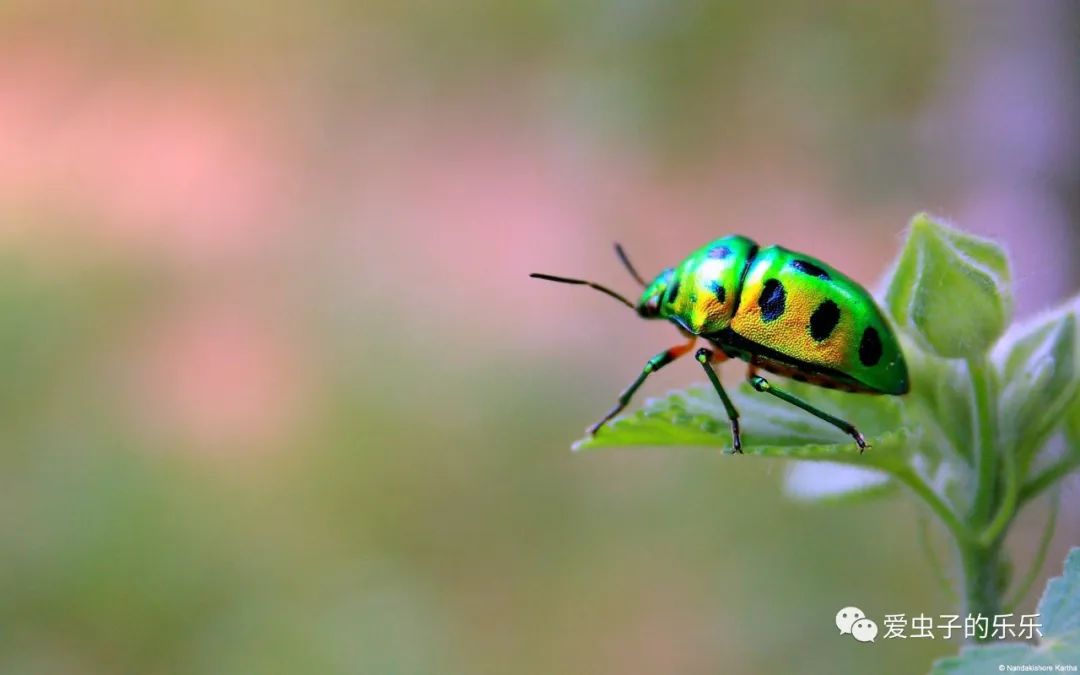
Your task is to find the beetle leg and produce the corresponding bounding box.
[747,374,869,453]
[588,336,696,436]
[694,348,742,454]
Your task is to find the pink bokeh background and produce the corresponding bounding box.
[0,3,1076,673]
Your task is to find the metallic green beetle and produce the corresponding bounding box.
[531,235,909,453]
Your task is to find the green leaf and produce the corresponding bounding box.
[574,382,915,473]
[885,213,1012,359]
[1063,339,1080,455]
[1057,395,1080,488]
[994,295,1080,464]
[903,335,974,461]
[932,547,1080,674]
[1039,549,1080,637]
[1069,395,1080,454]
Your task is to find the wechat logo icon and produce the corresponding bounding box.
[836,606,878,644]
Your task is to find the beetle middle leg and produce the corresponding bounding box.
[588,335,696,436]
[746,368,868,453]
[694,348,742,454]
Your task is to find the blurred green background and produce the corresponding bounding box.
[1,2,1078,673]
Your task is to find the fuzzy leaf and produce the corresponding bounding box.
[902,335,974,461]
[1060,396,1080,484]
[1069,396,1080,454]
[885,213,1012,359]
[994,296,1080,464]
[1040,549,1080,637]
[932,547,1080,674]
[574,382,915,474]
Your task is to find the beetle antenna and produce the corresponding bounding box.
[529,273,636,310]
[614,242,647,288]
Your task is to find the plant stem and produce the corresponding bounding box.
[959,537,1005,638]
[969,359,998,527]
[1020,455,1080,505]
[961,357,1006,639]
[894,467,971,546]
[1005,492,1059,612]
[980,433,1017,546]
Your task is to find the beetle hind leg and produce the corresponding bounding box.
[747,372,869,453]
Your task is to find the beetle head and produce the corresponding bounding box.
[637,268,674,318]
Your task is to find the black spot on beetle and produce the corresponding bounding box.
[859,326,883,366]
[666,278,681,305]
[759,279,786,322]
[709,280,726,304]
[790,259,831,280]
[707,245,732,259]
[809,300,841,341]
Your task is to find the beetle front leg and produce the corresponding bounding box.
[588,338,696,436]
[748,373,868,452]
[694,348,742,454]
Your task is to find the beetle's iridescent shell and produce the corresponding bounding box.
[661,235,758,334]
[656,238,909,396]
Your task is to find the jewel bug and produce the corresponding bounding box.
[531,236,909,453]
